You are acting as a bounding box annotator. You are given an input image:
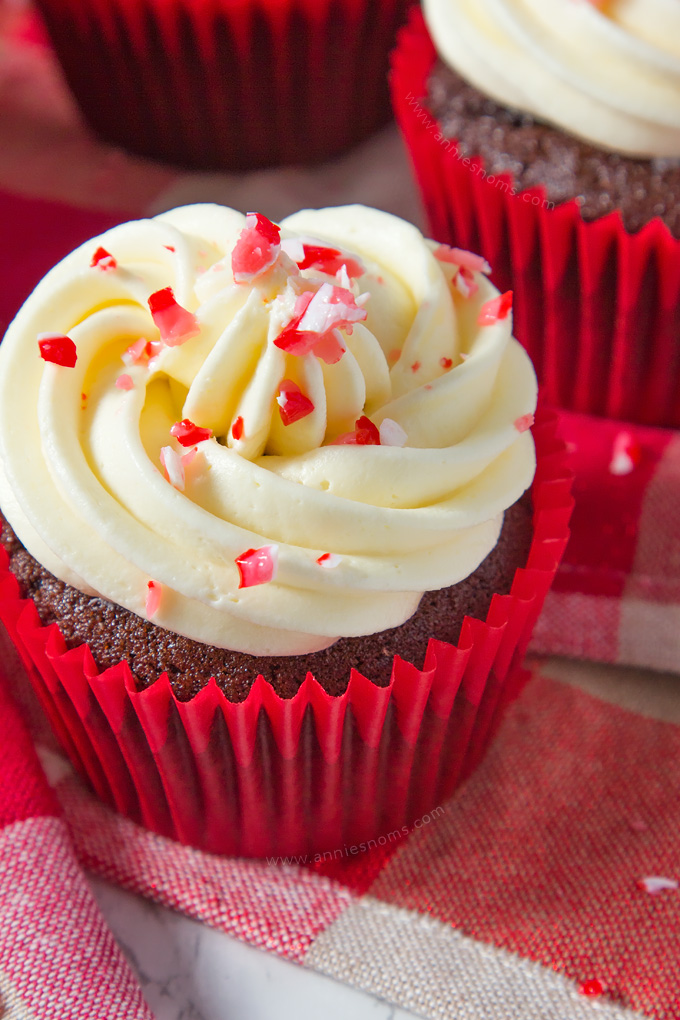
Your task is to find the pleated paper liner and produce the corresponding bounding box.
[390,8,680,429]
[0,411,572,859]
[33,0,412,172]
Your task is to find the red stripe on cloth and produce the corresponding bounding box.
[626,434,680,603]
[0,190,124,337]
[369,667,680,1019]
[554,412,671,598]
[0,816,153,1020]
[0,674,58,826]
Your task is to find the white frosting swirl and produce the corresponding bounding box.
[424,0,680,157]
[0,204,536,655]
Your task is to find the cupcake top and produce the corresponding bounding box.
[423,0,680,157]
[0,204,536,656]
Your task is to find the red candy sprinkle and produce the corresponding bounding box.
[296,244,364,279]
[145,580,162,618]
[439,357,453,369]
[170,419,213,447]
[478,291,513,325]
[579,980,604,997]
[333,415,381,446]
[38,333,77,367]
[148,287,200,346]
[231,416,244,441]
[236,545,278,588]
[232,212,281,283]
[90,246,117,271]
[250,212,281,246]
[410,361,421,373]
[277,380,315,426]
[514,412,535,433]
[115,373,134,390]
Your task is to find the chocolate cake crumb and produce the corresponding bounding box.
[1,498,533,702]
[426,60,680,239]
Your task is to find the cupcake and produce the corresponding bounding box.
[391,3,680,427]
[33,0,413,171]
[0,204,571,857]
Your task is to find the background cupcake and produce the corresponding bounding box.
[391,2,680,427]
[0,204,572,857]
[32,0,413,171]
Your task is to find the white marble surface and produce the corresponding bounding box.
[89,876,422,1020]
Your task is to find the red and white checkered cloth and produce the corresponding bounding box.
[1,192,680,1020]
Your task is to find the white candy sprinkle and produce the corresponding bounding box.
[379,418,408,447]
[637,876,678,894]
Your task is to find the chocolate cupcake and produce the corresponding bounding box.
[391,3,680,426]
[0,204,571,856]
[33,0,412,170]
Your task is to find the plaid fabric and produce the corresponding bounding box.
[1,21,679,1010]
[0,663,153,1020]
[6,662,679,1020]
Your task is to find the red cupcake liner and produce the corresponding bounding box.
[33,0,413,172]
[391,8,680,429]
[0,410,572,858]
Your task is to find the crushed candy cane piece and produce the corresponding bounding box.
[181,447,198,469]
[274,282,365,363]
[434,244,491,275]
[609,431,641,476]
[170,419,213,447]
[296,243,364,279]
[514,413,535,433]
[90,246,117,271]
[299,282,367,336]
[454,265,478,298]
[232,212,281,283]
[145,580,162,618]
[163,245,175,252]
[317,553,341,568]
[148,287,200,346]
[637,876,678,894]
[579,979,604,997]
[333,415,381,446]
[277,380,315,426]
[115,373,134,390]
[439,357,453,369]
[379,418,407,447]
[478,291,513,325]
[236,545,279,588]
[160,446,185,490]
[231,416,244,441]
[38,333,77,367]
[122,338,163,366]
[410,361,421,373]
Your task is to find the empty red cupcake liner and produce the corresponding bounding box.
[34,0,413,171]
[0,411,572,858]
[391,8,680,428]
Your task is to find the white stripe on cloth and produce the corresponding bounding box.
[305,897,641,1020]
